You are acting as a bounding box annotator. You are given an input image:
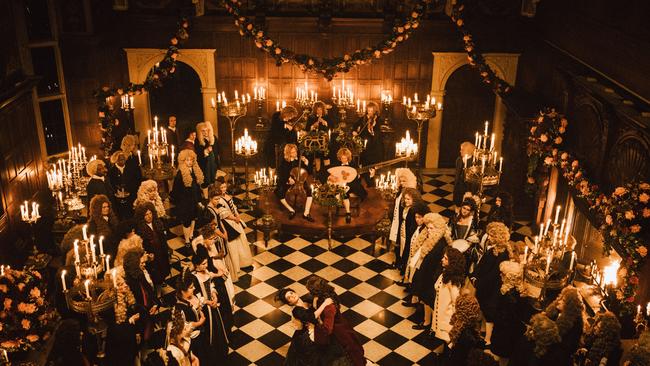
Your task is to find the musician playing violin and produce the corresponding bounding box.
[352,102,384,187]
[327,147,372,224]
[275,144,315,222]
[265,106,299,168]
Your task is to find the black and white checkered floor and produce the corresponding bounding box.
[158,172,532,365]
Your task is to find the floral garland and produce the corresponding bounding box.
[450,3,513,96]
[0,268,58,352]
[526,111,650,316]
[525,108,569,197]
[224,0,430,81]
[93,17,191,157]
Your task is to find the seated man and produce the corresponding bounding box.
[327,147,373,223]
[275,144,315,222]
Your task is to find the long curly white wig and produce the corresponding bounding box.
[177,149,204,187]
[196,122,215,146]
[120,134,138,155]
[114,234,144,267]
[395,168,417,189]
[133,180,166,217]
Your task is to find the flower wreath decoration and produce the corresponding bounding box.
[526,110,650,316]
[224,0,430,81]
[0,268,58,352]
[525,108,569,198]
[93,17,191,157]
[450,2,513,96]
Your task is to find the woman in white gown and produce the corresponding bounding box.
[212,176,253,274]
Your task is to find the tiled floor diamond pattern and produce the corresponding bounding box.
[156,173,531,365]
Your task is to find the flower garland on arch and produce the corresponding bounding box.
[526,109,650,316]
[93,17,191,157]
[224,0,430,81]
[449,3,513,96]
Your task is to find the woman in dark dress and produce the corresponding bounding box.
[486,190,514,229]
[490,260,528,365]
[276,288,352,366]
[134,201,170,289]
[410,213,453,332]
[544,286,587,366]
[470,221,511,346]
[171,149,204,246]
[174,270,208,365]
[444,294,485,366]
[509,313,565,366]
[191,252,230,364]
[576,311,622,366]
[450,197,481,273]
[306,276,366,366]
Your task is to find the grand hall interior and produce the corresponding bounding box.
[1,0,650,365]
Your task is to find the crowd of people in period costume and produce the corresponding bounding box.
[43,110,650,366]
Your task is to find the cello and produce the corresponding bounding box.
[284,144,312,212]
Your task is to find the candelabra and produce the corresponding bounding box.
[403,93,441,183]
[395,130,418,163]
[332,78,355,130]
[375,172,399,252]
[142,116,175,182]
[20,201,41,255]
[462,121,504,202]
[213,91,251,187]
[296,81,318,110]
[235,129,258,209]
[380,90,394,132]
[523,206,576,307]
[65,144,89,212]
[121,94,135,111]
[312,183,346,250]
[253,86,267,128]
[253,168,278,247]
[62,226,116,361]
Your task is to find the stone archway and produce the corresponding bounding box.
[123,48,217,144]
[425,52,519,168]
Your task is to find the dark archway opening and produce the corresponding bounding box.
[438,64,496,168]
[149,61,203,132]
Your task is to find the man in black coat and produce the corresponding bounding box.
[86,159,116,210]
[165,115,181,151]
[352,102,384,187]
[265,106,299,169]
[453,141,476,208]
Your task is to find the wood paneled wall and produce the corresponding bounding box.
[0,80,46,258]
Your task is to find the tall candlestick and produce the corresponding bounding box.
[61,270,67,291]
[84,279,91,299]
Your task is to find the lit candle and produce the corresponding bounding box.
[364,139,368,149]
[105,255,111,272]
[569,251,576,271]
[99,236,104,256]
[84,279,91,299]
[147,130,151,145]
[149,154,154,169]
[171,145,175,167]
[112,268,118,288]
[534,235,539,253]
[484,121,489,135]
[490,133,495,151]
[544,219,551,236]
[646,302,650,317]
[554,205,561,225]
[328,129,331,141]
[477,135,482,149]
[545,253,552,275]
[235,90,239,100]
[61,270,67,292]
[499,157,503,172]
[73,239,80,262]
[523,246,529,264]
[539,223,544,239]
[82,225,88,241]
[90,243,97,264]
[276,100,280,111]
[1,265,4,276]
[137,150,142,165]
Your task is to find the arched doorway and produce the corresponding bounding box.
[438,64,496,168]
[149,61,203,133]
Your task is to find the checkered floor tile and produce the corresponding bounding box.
[156,172,531,365]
